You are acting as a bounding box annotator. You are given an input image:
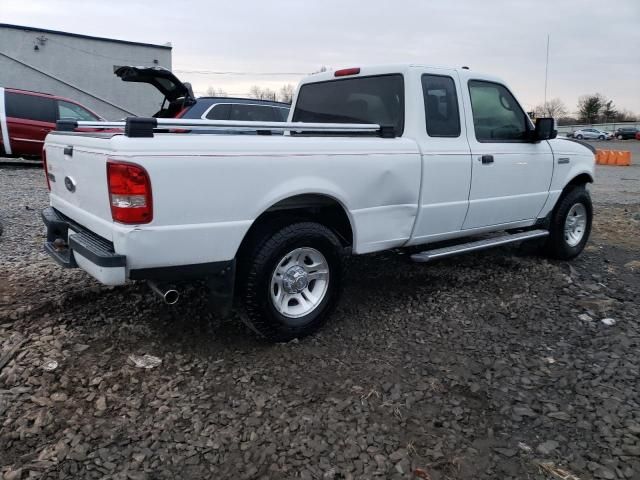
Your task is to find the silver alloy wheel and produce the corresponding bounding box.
[564,203,587,247]
[270,247,330,319]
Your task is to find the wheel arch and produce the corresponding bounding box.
[236,193,356,260]
[565,172,594,190]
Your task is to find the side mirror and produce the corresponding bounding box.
[532,117,557,141]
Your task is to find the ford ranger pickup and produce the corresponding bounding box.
[41,64,595,341]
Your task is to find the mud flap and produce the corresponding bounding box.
[206,259,236,318]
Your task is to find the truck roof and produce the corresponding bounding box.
[299,64,501,86]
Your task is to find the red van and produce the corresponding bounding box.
[0,88,102,158]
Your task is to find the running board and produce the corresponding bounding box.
[410,229,549,263]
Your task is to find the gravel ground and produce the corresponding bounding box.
[1,164,639,480]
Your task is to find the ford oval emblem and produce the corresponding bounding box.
[64,176,77,193]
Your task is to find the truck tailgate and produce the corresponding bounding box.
[45,133,115,241]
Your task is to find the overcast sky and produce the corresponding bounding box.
[2,0,639,114]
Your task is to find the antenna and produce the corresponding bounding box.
[544,34,550,106]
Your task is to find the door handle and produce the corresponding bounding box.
[480,155,494,164]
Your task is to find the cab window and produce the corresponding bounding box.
[422,74,460,137]
[468,80,530,142]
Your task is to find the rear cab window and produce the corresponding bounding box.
[293,74,404,135]
[5,92,56,123]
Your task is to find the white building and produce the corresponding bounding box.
[0,23,172,119]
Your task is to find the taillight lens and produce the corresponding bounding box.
[106,161,153,224]
[42,148,51,191]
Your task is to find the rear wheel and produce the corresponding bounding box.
[576,134,584,139]
[545,186,592,260]
[239,222,344,342]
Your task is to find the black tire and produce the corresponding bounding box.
[576,134,584,139]
[617,135,623,140]
[239,221,344,342]
[598,135,605,140]
[545,186,592,260]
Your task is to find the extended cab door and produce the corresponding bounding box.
[461,79,553,229]
[408,70,473,244]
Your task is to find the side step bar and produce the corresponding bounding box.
[410,229,549,263]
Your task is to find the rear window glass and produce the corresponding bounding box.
[293,74,404,135]
[6,92,56,123]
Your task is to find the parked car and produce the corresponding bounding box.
[613,127,639,140]
[42,64,594,342]
[572,128,612,140]
[0,87,102,158]
[115,66,290,124]
[636,131,640,140]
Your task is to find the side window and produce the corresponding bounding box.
[468,80,530,142]
[57,101,98,121]
[205,104,231,120]
[273,107,289,121]
[5,92,56,123]
[422,74,460,137]
[229,104,277,122]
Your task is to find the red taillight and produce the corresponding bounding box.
[42,148,51,191]
[106,161,153,224]
[334,67,360,77]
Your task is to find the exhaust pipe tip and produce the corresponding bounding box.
[163,289,180,305]
[148,281,180,305]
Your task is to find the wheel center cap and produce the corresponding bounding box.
[283,265,308,293]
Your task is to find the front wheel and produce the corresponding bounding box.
[576,134,584,139]
[545,186,592,260]
[617,135,623,140]
[598,135,605,140]
[239,222,344,342]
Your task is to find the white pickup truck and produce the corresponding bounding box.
[42,64,595,341]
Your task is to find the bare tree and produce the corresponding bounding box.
[533,98,568,118]
[205,86,228,97]
[279,84,295,104]
[614,109,638,122]
[249,86,277,101]
[249,85,263,100]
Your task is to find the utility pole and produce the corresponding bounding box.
[544,34,550,107]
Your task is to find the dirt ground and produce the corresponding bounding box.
[1,163,639,480]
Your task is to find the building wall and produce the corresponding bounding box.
[0,26,172,120]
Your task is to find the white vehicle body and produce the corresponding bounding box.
[42,64,595,291]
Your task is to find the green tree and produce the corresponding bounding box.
[577,94,605,124]
[601,100,617,122]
